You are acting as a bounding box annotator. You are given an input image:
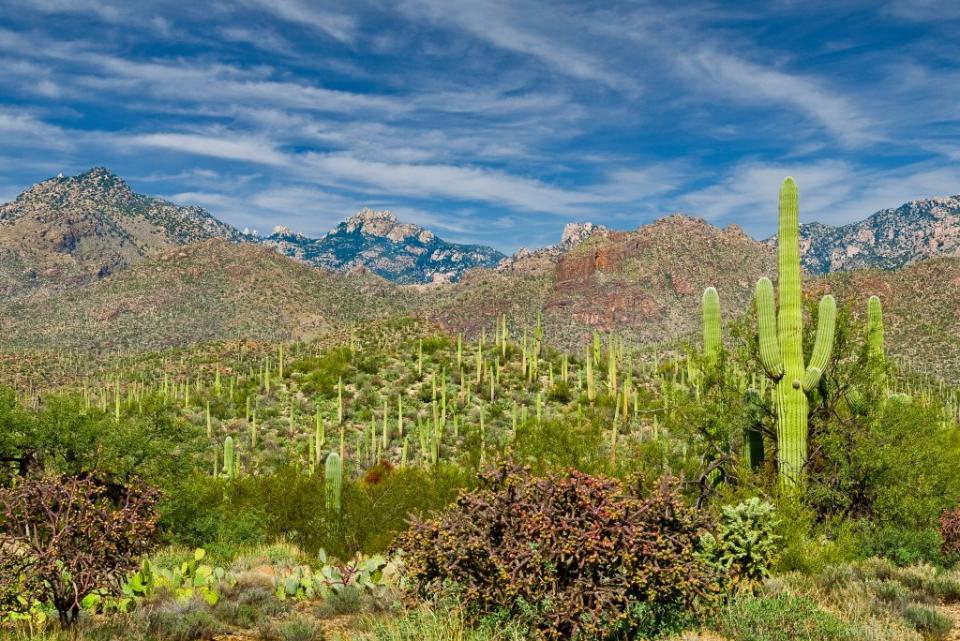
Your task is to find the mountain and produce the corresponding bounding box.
[813,257,960,380]
[768,195,960,274]
[0,167,243,297]
[2,207,956,380]
[423,217,960,378]
[495,222,610,272]
[420,215,777,349]
[0,240,411,352]
[261,208,505,284]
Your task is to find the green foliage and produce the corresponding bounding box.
[807,391,960,565]
[0,389,199,488]
[144,599,224,641]
[712,593,859,641]
[160,464,469,559]
[901,605,952,638]
[700,498,780,591]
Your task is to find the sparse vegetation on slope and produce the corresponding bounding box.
[0,240,413,353]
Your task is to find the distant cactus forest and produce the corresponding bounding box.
[2,180,960,641]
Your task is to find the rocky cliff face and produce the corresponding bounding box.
[496,221,610,273]
[424,214,775,347]
[768,195,960,273]
[0,167,242,297]
[262,208,504,284]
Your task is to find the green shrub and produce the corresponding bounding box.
[856,524,944,566]
[712,593,860,641]
[371,602,529,641]
[144,599,223,641]
[397,462,718,640]
[873,580,911,610]
[259,614,325,641]
[162,464,470,558]
[929,574,960,602]
[901,605,952,638]
[545,381,571,403]
[807,395,960,567]
[773,496,857,574]
[213,584,285,627]
[700,497,780,591]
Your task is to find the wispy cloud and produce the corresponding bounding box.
[676,48,875,146]
[398,0,640,91]
[681,159,960,236]
[0,0,957,251]
[240,0,358,44]
[128,133,290,166]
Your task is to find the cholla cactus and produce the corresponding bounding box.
[755,178,837,488]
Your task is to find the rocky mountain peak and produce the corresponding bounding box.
[270,224,304,239]
[6,166,136,216]
[560,222,609,248]
[342,208,433,243]
[767,194,960,273]
[0,167,244,297]
[350,207,398,224]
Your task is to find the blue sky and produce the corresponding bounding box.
[1,0,959,251]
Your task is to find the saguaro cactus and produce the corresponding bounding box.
[755,178,836,488]
[702,287,721,372]
[325,451,343,515]
[866,295,887,391]
[223,436,235,480]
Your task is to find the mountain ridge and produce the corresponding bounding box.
[3,168,959,292]
[262,207,505,284]
[0,167,242,296]
[767,194,960,273]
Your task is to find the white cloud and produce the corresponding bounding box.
[676,49,875,146]
[681,159,960,237]
[7,0,127,22]
[884,0,960,20]
[399,0,638,91]
[128,133,290,166]
[302,153,597,214]
[240,0,358,44]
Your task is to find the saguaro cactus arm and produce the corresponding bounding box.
[802,294,836,392]
[755,277,783,379]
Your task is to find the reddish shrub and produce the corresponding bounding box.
[0,475,160,626]
[362,459,395,486]
[941,507,960,559]
[396,462,718,640]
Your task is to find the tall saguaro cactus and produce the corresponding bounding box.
[325,451,343,515]
[755,178,837,488]
[223,436,235,480]
[702,287,722,372]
